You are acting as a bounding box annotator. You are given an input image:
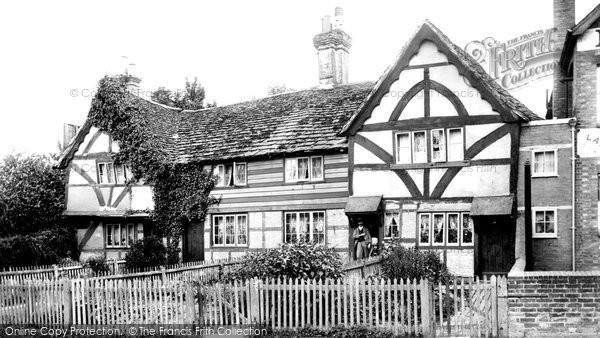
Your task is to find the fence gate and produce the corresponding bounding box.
[432,275,507,338]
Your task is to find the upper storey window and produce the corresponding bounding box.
[214,162,247,187]
[285,156,324,182]
[97,162,127,184]
[395,128,464,164]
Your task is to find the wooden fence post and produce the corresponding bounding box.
[197,285,204,325]
[161,266,166,281]
[186,286,196,324]
[64,280,73,325]
[26,280,33,322]
[420,279,432,336]
[113,259,118,274]
[497,276,508,337]
[53,265,59,278]
[249,278,261,324]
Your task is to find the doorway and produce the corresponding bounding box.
[475,216,515,276]
[183,221,204,262]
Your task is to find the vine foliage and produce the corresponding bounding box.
[88,75,218,262]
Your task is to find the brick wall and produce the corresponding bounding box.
[508,271,600,337]
[552,0,575,118]
[517,122,574,270]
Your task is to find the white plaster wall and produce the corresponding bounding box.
[465,123,505,148]
[67,187,100,211]
[327,209,349,250]
[446,250,474,277]
[443,165,510,197]
[359,131,394,155]
[353,170,410,197]
[397,91,425,120]
[471,134,511,160]
[406,169,424,195]
[86,133,111,155]
[354,143,386,164]
[401,204,418,239]
[69,159,97,184]
[365,68,423,124]
[429,168,447,191]
[248,212,263,249]
[429,65,498,116]
[130,186,154,210]
[408,41,448,66]
[430,92,457,117]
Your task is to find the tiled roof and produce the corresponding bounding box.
[175,82,373,162]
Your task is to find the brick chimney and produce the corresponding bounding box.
[313,7,352,87]
[552,0,575,118]
[121,56,141,93]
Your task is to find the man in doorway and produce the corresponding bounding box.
[353,220,372,259]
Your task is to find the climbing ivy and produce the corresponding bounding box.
[88,75,218,261]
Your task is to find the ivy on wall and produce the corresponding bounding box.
[88,75,219,261]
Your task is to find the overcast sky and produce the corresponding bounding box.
[0,0,597,156]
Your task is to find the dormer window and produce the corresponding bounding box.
[97,162,127,184]
[214,162,247,187]
[395,128,464,164]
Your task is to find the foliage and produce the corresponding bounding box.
[267,83,295,96]
[228,242,343,280]
[124,236,167,269]
[380,240,452,284]
[271,326,402,337]
[0,153,66,236]
[151,77,211,110]
[85,256,110,274]
[0,226,76,268]
[88,75,219,247]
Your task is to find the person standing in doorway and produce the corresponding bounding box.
[353,221,372,259]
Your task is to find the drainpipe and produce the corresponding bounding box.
[569,118,577,271]
[524,161,533,271]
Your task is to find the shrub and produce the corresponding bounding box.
[85,256,110,274]
[124,236,167,269]
[229,242,343,280]
[380,240,452,284]
[0,226,77,268]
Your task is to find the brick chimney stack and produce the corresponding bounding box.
[313,7,352,87]
[121,56,141,94]
[552,0,575,118]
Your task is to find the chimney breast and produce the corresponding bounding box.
[313,7,352,87]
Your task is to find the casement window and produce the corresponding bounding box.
[214,162,247,187]
[532,208,557,238]
[285,156,324,182]
[213,214,248,246]
[532,150,557,177]
[461,213,473,245]
[431,129,446,162]
[395,128,464,164]
[284,211,325,244]
[384,212,400,239]
[418,212,473,247]
[447,128,464,161]
[98,162,127,184]
[105,223,143,248]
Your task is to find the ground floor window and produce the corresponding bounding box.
[418,212,473,246]
[213,214,248,246]
[384,211,400,239]
[532,208,557,238]
[105,223,143,248]
[284,211,325,244]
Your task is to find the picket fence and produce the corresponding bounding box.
[0,276,507,337]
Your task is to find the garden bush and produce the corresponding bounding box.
[380,240,452,284]
[85,256,110,274]
[0,226,77,268]
[229,242,343,280]
[124,236,167,269]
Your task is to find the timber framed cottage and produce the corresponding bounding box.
[57,7,555,277]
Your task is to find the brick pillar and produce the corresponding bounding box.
[552,0,575,118]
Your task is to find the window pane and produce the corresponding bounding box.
[106,163,115,184]
[234,163,246,185]
[298,158,309,180]
[413,132,427,163]
[299,212,310,242]
[214,217,223,245]
[237,215,247,245]
[545,152,555,173]
[137,223,144,240]
[225,216,235,244]
[385,212,400,238]
[225,164,234,186]
[115,164,127,184]
[285,159,298,181]
[419,214,430,244]
[447,129,463,161]
[533,152,544,173]
[313,212,325,244]
[397,133,411,164]
[462,214,473,244]
[106,225,113,246]
[98,163,107,184]
[214,165,224,186]
[127,223,135,246]
[311,157,323,180]
[433,214,445,244]
[447,214,459,244]
[120,224,127,247]
[285,213,297,243]
[431,130,446,162]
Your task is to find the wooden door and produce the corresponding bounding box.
[183,221,204,262]
[476,216,515,276]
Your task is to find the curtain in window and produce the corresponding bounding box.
[431,130,446,161]
[225,216,235,244]
[213,217,223,245]
[235,163,246,185]
[214,166,225,186]
[462,214,473,244]
[385,212,399,238]
[544,152,555,173]
[313,212,325,244]
[237,215,247,245]
[448,129,463,161]
[397,134,411,163]
[419,214,430,244]
[106,163,115,184]
[285,213,297,243]
[433,214,444,244]
[413,132,426,162]
[127,224,135,245]
[311,157,323,180]
[545,211,555,233]
[224,164,234,186]
[447,214,458,244]
[298,158,309,180]
[285,159,298,181]
[115,164,127,184]
[298,212,310,242]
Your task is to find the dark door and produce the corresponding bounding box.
[183,221,204,262]
[347,214,381,260]
[476,216,515,276]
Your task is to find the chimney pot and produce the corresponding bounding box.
[314,8,351,87]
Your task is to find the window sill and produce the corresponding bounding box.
[391,160,470,170]
[532,234,558,239]
[213,185,248,190]
[531,173,558,178]
[284,179,325,185]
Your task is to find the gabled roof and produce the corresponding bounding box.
[340,20,539,136]
[58,82,374,168]
[560,3,600,72]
